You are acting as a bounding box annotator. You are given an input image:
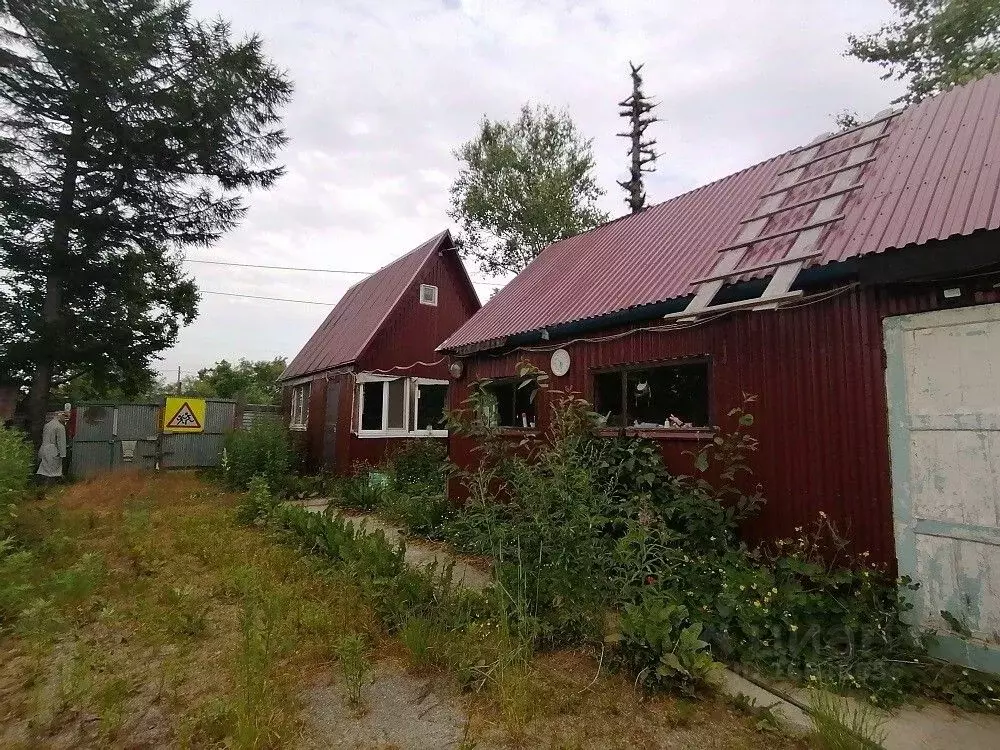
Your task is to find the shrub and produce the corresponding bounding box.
[0,426,33,537]
[235,476,280,524]
[340,467,387,511]
[616,593,718,696]
[387,440,448,494]
[223,420,291,492]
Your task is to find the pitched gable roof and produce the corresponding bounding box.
[281,230,453,380]
[441,73,1000,352]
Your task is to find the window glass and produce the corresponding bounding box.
[623,362,709,428]
[386,378,405,430]
[594,371,624,426]
[290,383,310,426]
[361,381,384,431]
[414,383,447,431]
[485,378,538,428]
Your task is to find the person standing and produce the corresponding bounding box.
[36,411,68,484]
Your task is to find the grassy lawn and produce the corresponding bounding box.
[0,471,806,749]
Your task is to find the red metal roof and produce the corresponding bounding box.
[441,73,1000,351]
[281,230,451,379]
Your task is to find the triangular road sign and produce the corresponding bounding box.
[166,401,202,430]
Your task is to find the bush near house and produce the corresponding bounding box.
[221,419,292,491]
[290,372,1000,711]
[337,441,452,537]
[0,426,33,537]
[431,377,1000,710]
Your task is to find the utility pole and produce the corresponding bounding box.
[176,366,182,395]
[617,61,660,214]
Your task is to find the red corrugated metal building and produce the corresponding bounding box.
[279,230,480,472]
[439,73,1000,578]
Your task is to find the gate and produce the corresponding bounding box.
[884,302,1000,674]
[161,399,236,469]
[70,399,240,476]
[71,402,160,477]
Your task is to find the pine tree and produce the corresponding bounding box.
[0,0,292,443]
[617,62,659,214]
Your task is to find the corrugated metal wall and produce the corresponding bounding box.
[71,399,240,475]
[449,284,1000,569]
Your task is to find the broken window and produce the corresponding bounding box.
[593,361,709,429]
[290,383,310,428]
[484,378,539,428]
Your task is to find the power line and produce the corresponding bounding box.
[184,258,506,287]
[202,289,336,305]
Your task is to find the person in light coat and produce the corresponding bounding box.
[36,411,68,483]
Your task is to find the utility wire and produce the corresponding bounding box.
[201,290,336,305]
[184,258,506,287]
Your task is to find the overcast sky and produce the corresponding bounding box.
[160,0,905,382]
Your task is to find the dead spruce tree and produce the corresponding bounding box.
[617,61,659,214]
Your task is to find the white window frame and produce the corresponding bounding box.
[290,383,310,430]
[419,283,438,306]
[354,374,448,438]
[410,377,449,437]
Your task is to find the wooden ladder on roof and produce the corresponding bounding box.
[665,108,899,322]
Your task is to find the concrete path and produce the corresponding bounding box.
[287,499,1000,748]
[290,499,492,590]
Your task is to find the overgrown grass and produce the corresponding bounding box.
[0,471,376,748]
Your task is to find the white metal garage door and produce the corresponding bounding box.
[884,302,1000,673]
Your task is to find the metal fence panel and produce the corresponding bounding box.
[70,399,241,476]
[162,433,227,468]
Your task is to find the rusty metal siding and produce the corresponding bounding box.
[448,285,1000,569]
[443,73,1000,351]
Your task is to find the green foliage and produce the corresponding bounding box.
[334,633,371,708]
[810,687,889,750]
[339,468,388,511]
[0,0,291,434]
[180,358,288,405]
[847,0,1000,104]
[616,594,718,696]
[235,476,281,525]
[223,420,291,492]
[449,103,608,276]
[442,390,1000,709]
[0,426,32,536]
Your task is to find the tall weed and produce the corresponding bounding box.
[223,420,291,492]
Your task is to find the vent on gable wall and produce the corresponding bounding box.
[419,284,438,306]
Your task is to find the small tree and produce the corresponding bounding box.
[847,0,1000,104]
[0,0,292,444]
[448,104,607,277]
[617,62,659,214]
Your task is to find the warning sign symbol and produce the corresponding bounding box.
[163,397,206,433]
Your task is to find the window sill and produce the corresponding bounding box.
[496,427,540,436]
[596,427,715,441]
[355,430,448,439]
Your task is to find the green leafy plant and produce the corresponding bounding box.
[235,476,280,525]
[0,426,32,537]
[616,594,718,696]
[334,633,371,708]
[810,687,888,750]
[223,420,291,492]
